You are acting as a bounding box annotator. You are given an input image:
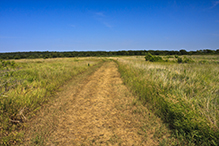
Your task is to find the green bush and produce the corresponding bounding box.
[177,57,194,63]
[177,58,183,63]
[145,53,163,62]
[183,57,194,63]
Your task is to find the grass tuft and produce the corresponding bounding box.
[115,55,219,145]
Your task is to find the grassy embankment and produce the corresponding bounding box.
[115,55,219,145]
[0,57,104,145]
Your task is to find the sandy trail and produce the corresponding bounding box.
[46,62,148,145]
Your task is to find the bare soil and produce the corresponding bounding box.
[23,61,172,146]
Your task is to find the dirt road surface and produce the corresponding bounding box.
[24,61,171,145]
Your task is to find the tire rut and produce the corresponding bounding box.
[47,62,148,145]
[24,61,172,146]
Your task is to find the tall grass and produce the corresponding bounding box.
[0,57,103,145]
[116,56,219,145]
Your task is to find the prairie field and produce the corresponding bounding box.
[115,55,219,145]
[0,55,219,145]
[0,57,104,144]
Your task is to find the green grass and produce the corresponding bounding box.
[0,57,104,145]
[115,55,219,145]
[1,55,218,145]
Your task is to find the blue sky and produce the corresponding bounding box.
[0,0,219,52]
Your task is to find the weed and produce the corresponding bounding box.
[32,135,43,145]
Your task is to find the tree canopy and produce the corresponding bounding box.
[0,49,218,60]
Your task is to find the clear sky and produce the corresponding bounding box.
[0,0,219,52]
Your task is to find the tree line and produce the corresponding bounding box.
[0,49,218,59]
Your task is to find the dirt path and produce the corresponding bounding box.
[23,61,173,145]
[47,61,146,145]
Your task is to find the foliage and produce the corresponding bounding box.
[0,60,17,69]
[145,53,164,62]
[177,57,183,63]
[0,49,219,60]
[183,57,195,63]
[177,57,194,63]
[179,49,187,55]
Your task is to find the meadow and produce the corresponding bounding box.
[115,55,219,145]
[0,57,104,144]
[1,55,218,145]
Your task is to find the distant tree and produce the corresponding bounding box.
[205,49,214,54]
[180,49,187,55]
[14,55,20,59]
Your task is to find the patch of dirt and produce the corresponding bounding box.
[23,61,172,146]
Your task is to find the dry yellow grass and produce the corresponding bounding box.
[0,57,103,145]
[115,55,219,145]
[22,61,177,145]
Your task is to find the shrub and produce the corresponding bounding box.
[145,53,163,62]
[177,57,194,63]
[183,57,194,63]
[177,57,183,63]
